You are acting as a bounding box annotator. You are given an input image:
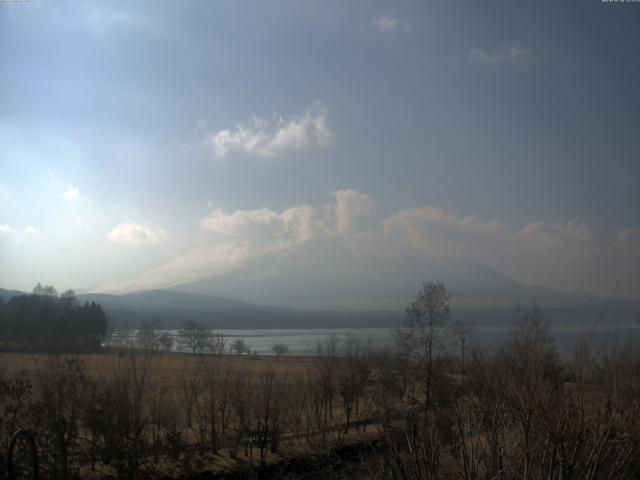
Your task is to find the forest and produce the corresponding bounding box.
[0,284,108,352]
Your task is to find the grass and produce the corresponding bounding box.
[0,349,384,477]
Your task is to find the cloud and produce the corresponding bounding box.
[0,223,16,235]
[0,223,38,245]
[516,218,594,255]
[371,16,411,33]
[98,190,640,299]
[332,189,378,234]
[24,226,38,236]
[469,42,532,67]
[76,220,91,231]
[202,101,333,158]
[62,186,80,200]
[107,223,166,246]
[615,228,640,252]
[200,204,317,254]
[177,143,192,155]
[95,242,250,293]
[384,207,602,266]
[202,192,639,297]
[200,189,381,252]
[371,16,399,33]
[384,206,509,260]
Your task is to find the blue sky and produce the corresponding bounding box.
[1,1,639,300]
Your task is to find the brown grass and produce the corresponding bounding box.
[0,350,314,381]
[1,350,383,476]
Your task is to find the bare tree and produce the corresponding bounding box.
[197,357,221,453]
[30,356,94,480]
[137,318,161,353]
[271,343,289,360]
[85,349,156,479]
[253,369,289,464]
[209,332,227,355]
[338,336,372,433]
[157,333,174,353]
[231,338,250,356]
[229,370,253,458]
[178,320,212,355]
[178,362,204,430]
[314,335,339,425]
[382,412,441,480]
[370,348,405,428]
[396,281,454,414]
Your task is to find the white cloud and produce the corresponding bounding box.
[107,223,166,246]
[371,16,411,33]
[332,189,378,234]
[97,190,640,299]
[200,204,317,254]
[202,101,333,158]
[383,206,510,263]
[195,117,208,132]
[196,191,639,297]
[469,42,532,67]
[371,16,398,33]
[94,242,250,293]
[0,223,38,245]
[76,220,91,231]
[516,218,594,254]
[62,186,80,200]
[199,190,382,253]
[24,226,38,236]
[0,223,16,235]
[177,143,192,155]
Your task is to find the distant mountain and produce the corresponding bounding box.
[1,285,636,331]
[61,289,640,330]
[0,288,26,301]
[76,289,402,330]
[0,286,402,329]
[5,229,637,329]
[78,289,284,314]
[171,239,607,311]
[90,230,638,314]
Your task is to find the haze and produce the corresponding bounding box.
[1,1,639,307]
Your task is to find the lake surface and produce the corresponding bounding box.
[109,322,640,357]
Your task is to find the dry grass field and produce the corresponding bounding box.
[0,349,387,478]
[0,350,316,386]
[3,310,639,479]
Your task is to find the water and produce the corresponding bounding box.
[108,322,640,357]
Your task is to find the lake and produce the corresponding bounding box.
[108,321,640,357]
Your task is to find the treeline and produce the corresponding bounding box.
[0,284,108,352]
[1,282,640,479]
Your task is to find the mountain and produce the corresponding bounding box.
[5,232,637,329]
[0,287,401,329]
[76,289,403,330]
[0,288,26,301]
[170,239,602,311]
[2,285,636,331]
[78,289,283,314]
[91,232,638,314]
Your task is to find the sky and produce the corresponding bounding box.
[1,0,639,301]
